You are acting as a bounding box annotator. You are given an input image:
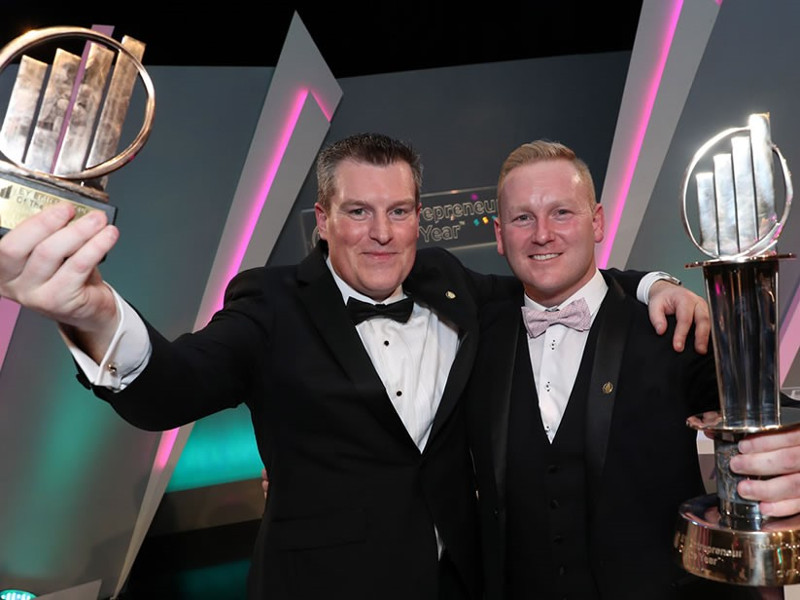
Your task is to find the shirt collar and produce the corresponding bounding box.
[325,255,406,305]
[523,268,608,316]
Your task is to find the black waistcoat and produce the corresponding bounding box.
[505,319,603,600]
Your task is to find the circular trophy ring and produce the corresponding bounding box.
[0,26,156,181]
[680,124,793,261]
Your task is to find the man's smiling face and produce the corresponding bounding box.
[494,159,604,307]
[315,160,420,302]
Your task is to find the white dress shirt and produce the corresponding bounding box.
[65,269,662,440]
[327,259,460,452]
[524,269,608,442]
[328,261,459,558]
[62,284,150,391]
[64,262,461,454]
[62,266,661,560]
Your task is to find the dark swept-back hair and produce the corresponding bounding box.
[316,132,423,210]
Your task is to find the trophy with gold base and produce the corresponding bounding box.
[0,26,155,235]
[673,113,800,586]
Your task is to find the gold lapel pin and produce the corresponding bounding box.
[602,382,614,395]
[445,291,456,299]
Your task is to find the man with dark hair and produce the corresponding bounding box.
[466,139,796,599]
[0,133,722,599]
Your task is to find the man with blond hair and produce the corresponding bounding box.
[466,140,795,599]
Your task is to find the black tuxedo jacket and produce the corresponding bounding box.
[465,275,747,599]
[90,245,645,600]
[94,245,522,600]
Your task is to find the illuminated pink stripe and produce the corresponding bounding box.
[156,88,329,466]
[779,286,800,384]
[598,0,684,268]
[212,88,312,313]
[154,427,180,470]
[0,299,22,374]
[311,90,334,122]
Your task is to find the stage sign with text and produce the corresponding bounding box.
[300,186,498,252]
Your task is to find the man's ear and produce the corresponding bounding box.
[593,203,604,243]
[315,203,329,240]
[494,216,505,256]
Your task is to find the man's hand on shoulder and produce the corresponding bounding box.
[647,279,710,354]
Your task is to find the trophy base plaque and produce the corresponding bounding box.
[674,409,800,586]
[675,494,800,586]
[0,161,116,236]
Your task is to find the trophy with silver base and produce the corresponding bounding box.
[0,26,155,235]
[673,113,800,586]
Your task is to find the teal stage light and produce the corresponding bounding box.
[0,591,37,600]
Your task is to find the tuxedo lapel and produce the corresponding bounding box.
[584,275,633,500]
[481,302,524,506]
[296,246,378,386]
[403,255,476,331]
[296,246,414,443]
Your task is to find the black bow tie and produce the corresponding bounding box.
[346,297,414,325]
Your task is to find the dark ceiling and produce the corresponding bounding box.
[0,3,643,78]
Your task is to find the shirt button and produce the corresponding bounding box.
[106,362,118,375]
[550,499,560,509]
[396,390,403,397]
[547,464,558,474]
[384,340,390,346]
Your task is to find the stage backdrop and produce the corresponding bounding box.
[4,1,800,598]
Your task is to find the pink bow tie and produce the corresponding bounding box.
[521,297,592,338]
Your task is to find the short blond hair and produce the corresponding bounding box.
[496,140,596,209]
